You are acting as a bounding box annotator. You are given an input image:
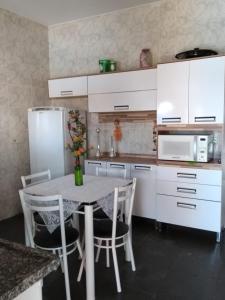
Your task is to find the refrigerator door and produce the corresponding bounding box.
[28,110,65,178]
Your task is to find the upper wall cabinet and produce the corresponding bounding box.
[88,69,157,112]
[88,69,156,94]
[189,57,225,124]
[157,61,189,125]
[157,56,225,125]
[48,76,88,98]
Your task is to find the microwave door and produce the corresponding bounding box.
[158,135,195,161]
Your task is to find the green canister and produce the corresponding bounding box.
[99,59,111,72]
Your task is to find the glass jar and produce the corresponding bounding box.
[74,157,83,186]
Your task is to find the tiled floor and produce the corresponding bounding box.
[0,214,225,300]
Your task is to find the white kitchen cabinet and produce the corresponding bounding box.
[14,280,42,300]
[157,166,222,186]
[157,61,189,124]
[189,57,225,124]
[84,160,107,176]
[88,90,156,112]
[157,195,221,232]
[48,76,87,98]
[157,180,221,202]
[106,162,131,179]
[156,166,223,241]
[131,164,156,219]
[88,69,156,94]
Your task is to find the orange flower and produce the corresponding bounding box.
[79,147,85,153]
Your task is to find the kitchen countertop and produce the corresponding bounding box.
[87,154,157,165]
[86,155,222,170]
[0,239,60,300]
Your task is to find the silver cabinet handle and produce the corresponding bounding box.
[177,202,196,209]
[134,165,151,171]
[60,90,73,96]
[177,187,197,194]
[162,117,181,123]
[194,116,216,122]
[109,164,125,169]
[177,173,197,179]
[88,162,102,166]
[114,105,129,111]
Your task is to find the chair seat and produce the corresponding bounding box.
[34,225,79,249]
[94,219,129,239]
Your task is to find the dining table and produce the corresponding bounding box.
[19,174,131,300]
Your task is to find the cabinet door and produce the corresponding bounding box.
[84,160,107,176]
[131,164,156,219]
[106,162,131,179]
[157,61,189,124]
[48,77,87,98]
[189,57,225,124]
[88,69,156,94]
[88,90,156,112]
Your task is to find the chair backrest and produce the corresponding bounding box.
[112,178,136,240]
[19,191,66,249]
[21,170,51,188]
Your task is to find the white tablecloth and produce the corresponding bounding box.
[23,174,131,232]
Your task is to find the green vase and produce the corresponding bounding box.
[74,158,83,186]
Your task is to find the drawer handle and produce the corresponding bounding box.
[194,116,216,122]
[162,117,181,123]
[177,202,196,209]
[114,105,129,111]
[60,90,73,96]
[88,162,102,166]
[134,165,151,171]
[177,173,197,179]
[177,187,197,194]
[109,164,125,169]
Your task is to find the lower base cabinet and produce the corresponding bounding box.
[14,280,42,300]
[131,164,156,219]
[157,194,221,232]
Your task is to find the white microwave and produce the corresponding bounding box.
[158,135,213,162]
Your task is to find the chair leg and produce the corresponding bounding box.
[112,246,122,293]
[77,252,86,282]
[127,234,136,271]
[77,240,83,260]
[62,249,71,300]
[95,239,102,262]
[106,240,110,268]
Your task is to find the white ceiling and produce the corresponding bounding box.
[0,0,158,26]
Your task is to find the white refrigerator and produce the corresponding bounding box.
[28,107,86,178]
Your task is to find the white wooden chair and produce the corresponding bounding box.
[77,178,137,293]
[19,192,82,300]
[21,170,51,188]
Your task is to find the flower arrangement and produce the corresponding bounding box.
[66,110,86,162]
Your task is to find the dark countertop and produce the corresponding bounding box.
[86,155,157,165]
[0,239,60,300]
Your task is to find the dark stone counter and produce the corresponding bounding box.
[0,238,60,300]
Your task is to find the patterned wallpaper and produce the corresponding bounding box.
[50,0,225,157]
[0,8,49,220]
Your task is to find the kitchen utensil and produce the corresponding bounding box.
[175,48,217,59]
[95,128,101,157]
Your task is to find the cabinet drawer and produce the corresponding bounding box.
[88,69,156,94]
[48,77,87,98]
[88,90,156,112]
[156,194,221,232]
[85,160,107,176]
[157,166,222,186]
[157,180,221,202]
[106,162,131,179]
